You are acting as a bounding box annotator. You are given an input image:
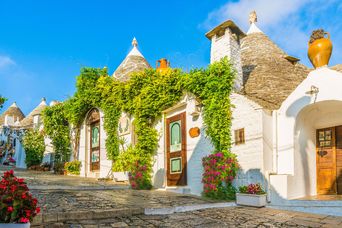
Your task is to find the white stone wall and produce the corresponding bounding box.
[209,28,243,91]
[230,93,266,187]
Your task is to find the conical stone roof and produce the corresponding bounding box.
[0,102,25,125]
[331,64,342,73]
[20,98,47,128]
[240,22,310,110]
[113,38,151,82]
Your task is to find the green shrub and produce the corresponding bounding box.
[22,130,45,168]
[53,162,65,175]
[64,160,81,175]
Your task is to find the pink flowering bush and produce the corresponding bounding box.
[238,183,265,195]
[0,170,40,223]
[128,161,152,190]
[202,152,239,200]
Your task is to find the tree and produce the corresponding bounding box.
[22,130,45,167]
[0,96,7,109]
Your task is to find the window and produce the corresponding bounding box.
[170,120,181,152]
[234,128,245,145]
[91,126,99,148]
[318,129,332,147]
[170,157,182,174]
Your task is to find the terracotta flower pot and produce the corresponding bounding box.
[308,32,332,68]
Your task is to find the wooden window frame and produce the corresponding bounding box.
[234,128,245,145]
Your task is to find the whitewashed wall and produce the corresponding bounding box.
[230,93,266,187]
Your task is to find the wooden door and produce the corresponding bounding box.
[166,112,187,186]
[90,121,100,171]
[316,127,336,194]
[336,126,342,194]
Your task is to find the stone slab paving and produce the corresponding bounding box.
[32,189,215,214]
[3,167,342,227]
[0,166,128,189]
[32,207,342,228]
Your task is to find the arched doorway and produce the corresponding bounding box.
[294,100,342,195]
[87,109,100,171]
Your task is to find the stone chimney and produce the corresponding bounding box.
[206,20,246,91]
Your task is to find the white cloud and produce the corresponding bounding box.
[201,0,341,67]
[202,0,309,31]
[0,56,15,69]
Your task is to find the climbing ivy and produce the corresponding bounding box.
[22,129,45,167]
[42,58,236,188]
[42,102,71,165]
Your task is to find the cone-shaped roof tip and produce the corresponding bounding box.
[247,11,263,35]
[132,37,138,47]
[10,102,18,108]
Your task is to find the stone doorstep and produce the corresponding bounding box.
[31,208,144,225]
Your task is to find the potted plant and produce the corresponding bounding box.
[236,183,267,207]
[0,170,40,228]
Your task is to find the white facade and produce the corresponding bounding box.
[231,93,272,189]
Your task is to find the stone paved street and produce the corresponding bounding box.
[0,166,127,189]
[2,167,342,227]
[40,207,342,228]
[31,189,215,213]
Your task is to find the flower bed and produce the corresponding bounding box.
[236,183,267,207]
[202,152,239,200]
[0,170,40,226]
[128,161,152,190]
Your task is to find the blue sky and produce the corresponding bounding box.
[0,0,341,114]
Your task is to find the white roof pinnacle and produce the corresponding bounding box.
[10,102,18,108]
[127,37,143,57]
[39,97,47,106]
[247,11,263,35]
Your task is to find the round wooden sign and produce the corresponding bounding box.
[189,127,200,138]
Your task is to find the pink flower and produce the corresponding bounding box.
[19,217,29,223]
[215,152,223,158]
[7,206,13,212]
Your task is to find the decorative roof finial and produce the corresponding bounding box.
[132,37,138,47]
[10,102,18,108]
[249,11,257,24]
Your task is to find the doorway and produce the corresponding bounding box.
[316,126,342,194]
[166,112,187,186]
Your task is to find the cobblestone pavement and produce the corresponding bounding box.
[32,189,215,214]
[3,166,342,227]
[0,166,126,188]
[38,207,342,228]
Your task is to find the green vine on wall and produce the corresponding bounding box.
[42,58,236,188]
